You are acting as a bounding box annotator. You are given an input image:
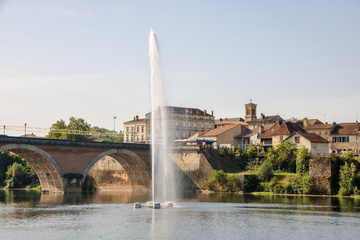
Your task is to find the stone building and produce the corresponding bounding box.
[123,116,147,143]
[124,106,215,143]
[330,122,359,154]
[285,132,329,156]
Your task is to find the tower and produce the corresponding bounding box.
[245,100,257,122]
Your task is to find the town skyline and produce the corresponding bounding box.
[1,1,359,133]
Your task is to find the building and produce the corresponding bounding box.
[258,121,306,149]
[199,121,248,148]
[124,106,215,143]
[285,132,330,156]
[329,122,359,154]
[304,122,335,142]
[123,116,147,143]
[244,101,257,122]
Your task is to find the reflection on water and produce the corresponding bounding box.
[1,190,360,239]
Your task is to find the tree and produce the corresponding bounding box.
[47,117,92,141]
[267,141,297,171]
[258,160,273,181]
[5,162,27,188]
[296,146,311,175]
[339,162,356,196]
[47,119,67,139]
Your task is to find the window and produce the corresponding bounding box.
[131,127,134,132]
[325,131,328,135]
[176,131,179,138]
[188,122,191,128]
[201,123,204,129]
[194,122,197,128]
[280,136,284,141]
[209,123,212,129]
[295,136,300,143]
[126,134,129,142]
[319,131,321,135]
[183,122,186,127]
[141,135,144,140]
[141,126,144,132]
[137,126,139,132]
[126,127,129,132]
[183,131,186,138]
[176,121,179,127]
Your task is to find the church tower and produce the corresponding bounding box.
[245,100,257,122]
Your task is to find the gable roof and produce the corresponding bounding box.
[216,120,248,126]
[331,122,359,135]
[286,132,329,143]
[272,122,306,135]
[305,123,334,130]
[258,122,282,139]
[202,124,241,137]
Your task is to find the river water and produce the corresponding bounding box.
[1,190,360,239]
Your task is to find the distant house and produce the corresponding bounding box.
[330,122,359,154]
[285,132,329,156]
[304,123,335,142]
[123,116,147,143]
[200,121,249,149]
[258,121,306,149]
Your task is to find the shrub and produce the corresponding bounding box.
[296,146,311,175]
[339,162,356,196]
[204,170,241,192]
[258,160,273,182]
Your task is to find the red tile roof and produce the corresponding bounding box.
[202,124,240,137]
[331,123,359,135]
[272,122,305,135]
[258,122,282,139]
[290,132,329,143]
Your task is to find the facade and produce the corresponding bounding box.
[285,132,330,156]
[329,122,359,154]
[200,121,248,148]
[123,116,147,143]
[124,106,215,143]
[304,122,335,142]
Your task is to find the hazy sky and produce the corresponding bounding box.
[1,0,359,135]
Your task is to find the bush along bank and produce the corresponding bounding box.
[204,142,360,197]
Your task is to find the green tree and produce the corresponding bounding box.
[47,117,92,141]
[258,160,273,181]
[267,141,297,171]
[0,152,23,186]
[204,170,241,192]
[5,162,27,188]
[47,119,67,139]
[296,146,311,175]
[339,162,356,196]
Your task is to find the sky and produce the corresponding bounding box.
[0,0,359,136]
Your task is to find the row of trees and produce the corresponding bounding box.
[46,117,123,142]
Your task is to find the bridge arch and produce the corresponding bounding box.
[0,144,64,193]
[83,149,151,190]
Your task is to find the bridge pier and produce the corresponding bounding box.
[62,174,83,193]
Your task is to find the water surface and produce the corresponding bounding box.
[1,190,360,239]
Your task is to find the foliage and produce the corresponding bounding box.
[260,174,313,194]
[296,146,311,175]
[243,174,260,192]
[204,170,241,192]
[0,152,39,188]
[258,160,273,181]
[266,141,297,172]
[339,162,357,196]
[0,152,23,185]
[47,117,92,141]
[91,126,124,143]
[233,145,259,171]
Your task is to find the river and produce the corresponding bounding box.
[1,190,360,239]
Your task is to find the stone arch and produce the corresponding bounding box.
[83,149,151,190]
[0,144,64,193]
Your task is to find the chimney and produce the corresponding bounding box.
[260,113,265,119]
[303,118,308,128]
[211,110,213,116]
[204,110,207,115]
[220,118,223,122]
[172,107,174,113]
[191,109,193,114]
[136,115,139,121]
[197,109,199,115]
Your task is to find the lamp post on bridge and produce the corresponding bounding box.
[113,115,117,142]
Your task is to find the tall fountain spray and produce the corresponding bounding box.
[149,30,176,204]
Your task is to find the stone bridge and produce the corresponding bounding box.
[0,136,151,193]
[0,136,224,194]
